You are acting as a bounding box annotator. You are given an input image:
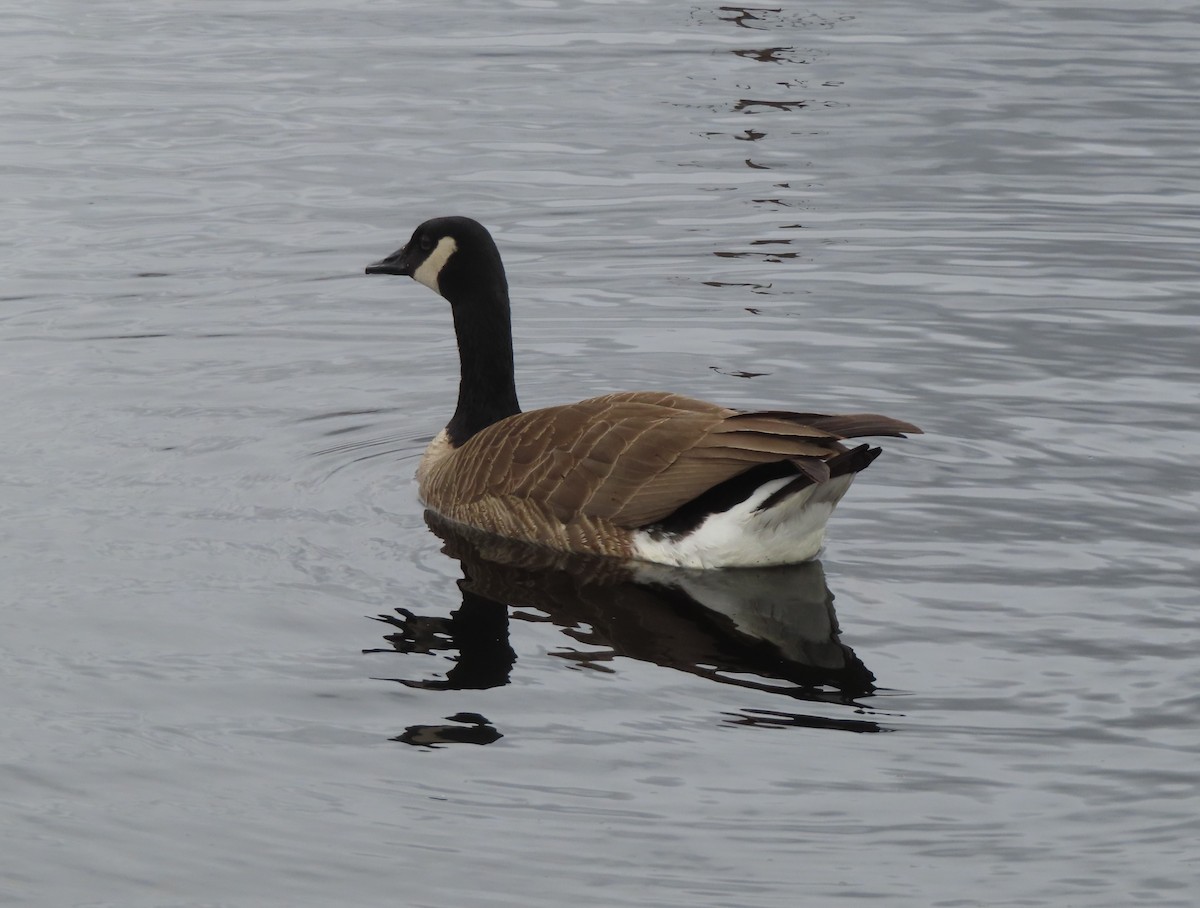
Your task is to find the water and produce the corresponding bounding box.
[2,0,1197,905]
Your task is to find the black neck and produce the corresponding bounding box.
[443,283,521,446]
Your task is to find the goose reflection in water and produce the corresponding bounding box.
[370,513,884,746]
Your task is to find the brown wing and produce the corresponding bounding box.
[420,391,920,531]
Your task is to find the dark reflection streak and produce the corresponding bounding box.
[735,98,809,112]
[732,47,796,64]
[702,130,769,142]
[718,6,782,29]
[393,713,503,748]
[723,709,885,734]
[368,514,881,743]
[318,424,373,438]
[710,366,770,378]
[370,592,515,692]
[701,281,773,292]
[713,251,802,261]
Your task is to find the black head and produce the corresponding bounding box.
[365,216,506,304]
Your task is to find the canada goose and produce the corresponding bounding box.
[366,216,920,568]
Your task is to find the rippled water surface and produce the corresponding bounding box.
[3,1,1197,905]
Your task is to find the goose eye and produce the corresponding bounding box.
[419,235,434,253]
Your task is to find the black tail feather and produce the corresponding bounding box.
[755,445,880,513]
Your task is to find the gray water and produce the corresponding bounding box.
[3,0,1197,905]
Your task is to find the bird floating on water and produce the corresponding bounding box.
[366,216,920,569]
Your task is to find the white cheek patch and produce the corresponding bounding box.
[412,236,458,294]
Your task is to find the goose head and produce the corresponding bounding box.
[365,216,507,307]
[365,216,521,446]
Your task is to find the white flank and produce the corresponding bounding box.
[413,236,458,294]
[630,474,857,569]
